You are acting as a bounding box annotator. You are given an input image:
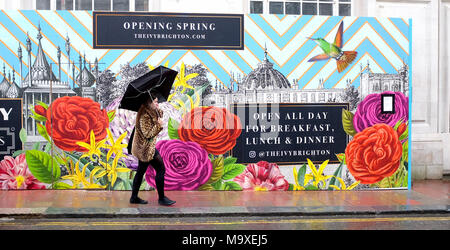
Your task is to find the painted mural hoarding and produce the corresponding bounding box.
[0,10,411,191]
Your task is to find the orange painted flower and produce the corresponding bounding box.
[178,106,242,155]
[45,96,109,152]
[345,123,402,184]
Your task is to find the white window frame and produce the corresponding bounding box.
[249,0,353,16]
[37,0,151,11]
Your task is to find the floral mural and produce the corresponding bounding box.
[0,11,411,191]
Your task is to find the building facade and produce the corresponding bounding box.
[0,0,448,179]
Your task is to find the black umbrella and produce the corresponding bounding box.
[119,66,178,112]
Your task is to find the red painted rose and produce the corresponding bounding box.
[45,96,109,152]
[178,106,242,155]
[345,123,402,184]
[34,105,46,117]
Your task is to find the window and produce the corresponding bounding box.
[319,0,333,16]
[339,0,351,16]
[94,0,111,10]
[319,92,325,102]
[250,1,264,14]
[285,1,300,15]
[37,0,51,10]
[76,0,92,10]
[56,0,74,10]
[301,93,307,102]
[269,1,284,14]
[302,1,317,15]
[249,0,352,16]
[135,0,149,11]
[113,0,129,11]
[43,0,140,11]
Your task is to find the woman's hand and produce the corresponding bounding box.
[158,118,164,127]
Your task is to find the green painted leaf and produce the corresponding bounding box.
[223,156,237,167]
[402,140,409,162]
[36,123,51,142]
[19,128,27,144]
[377,176,391,188]
[399,126,409,141]
[223,181,242,191]
[393,119,404,130]
[206,156,224,184]
[53,181,73,189]
[44,142,52,153]
[168,117,180,139]
[54,155,67,166]
[342,109,357,137]
[12,150,25,157]
[36,101,49,109]
[30,108,47,122]
[403,171,408,187]
[288,183,294,191]
[222,164,246,180]
[25,150,61,184]
[305,185,318,191]
[297,164,307,187]
[107,110,116,123]
[198,183,214,191]
[327,161,344,190]
[32,142,41,150]
[211,180,223,190]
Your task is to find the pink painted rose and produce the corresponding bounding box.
[145,139,212,190]
[234,161,289,191]
[0,154,46,190]
[353,91,408,132]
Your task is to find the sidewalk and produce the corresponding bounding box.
[0,180,448,218]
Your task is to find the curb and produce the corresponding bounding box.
[0,205,448,219]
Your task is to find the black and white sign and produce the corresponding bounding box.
[0,99,23,160]
[93,12,244,50]
[231,103,349,165]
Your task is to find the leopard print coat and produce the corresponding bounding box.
[131,103,163,162]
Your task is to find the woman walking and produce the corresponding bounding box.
[129,91,176,206]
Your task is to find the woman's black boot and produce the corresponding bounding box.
[130,196,148,204]
[158,196,176,206]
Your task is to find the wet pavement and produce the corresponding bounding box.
[0,180,448,229]
[0,180,448,218]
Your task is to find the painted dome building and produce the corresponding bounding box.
[242,49,291,90]
[205,47,347,108]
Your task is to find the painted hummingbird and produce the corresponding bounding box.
[307,21,357,73]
